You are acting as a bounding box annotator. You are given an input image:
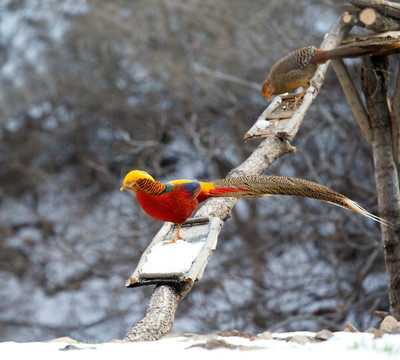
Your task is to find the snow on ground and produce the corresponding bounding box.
[1,332,399,360]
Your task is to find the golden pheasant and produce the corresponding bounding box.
[262,37,400,107]
[120,170,389,243]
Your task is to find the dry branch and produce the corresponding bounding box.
[361,55,400,319]
[348,0,400,20]
[359,7,400,31]
[360,7,377,25]
[343,12,362,27]
[330,58,373,141]
[124,283,193,342]
[342,9,400,32]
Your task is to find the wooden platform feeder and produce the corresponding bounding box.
[125,217,223,288]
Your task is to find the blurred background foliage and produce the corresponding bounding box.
[0,0,394,341]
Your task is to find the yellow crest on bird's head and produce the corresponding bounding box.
[120,170,154,191]
[122,170,154,185]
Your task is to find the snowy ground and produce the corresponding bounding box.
[1,331,399,360]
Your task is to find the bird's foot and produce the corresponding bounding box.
[279,95,302,110]
[162,223,184,245]
[162,236,185,245]
[286,96,303,110]
[282,86,308,110]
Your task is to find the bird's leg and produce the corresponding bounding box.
[163,223,184,245]
[289,84,309,109]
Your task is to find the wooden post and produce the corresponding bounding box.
[361,55,400,319]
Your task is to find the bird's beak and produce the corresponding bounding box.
[261,81,271,103]
[120,181,137,192]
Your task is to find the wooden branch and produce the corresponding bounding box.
[342,12,362,27]
[349,0,400,20]
[330,58,373,141]
[360,7,400,31]
[124,283,193,342]
[343,6,400,32]
[342,31,400,43]
[360,7,380,25]
[124,15,352,343]
[361,55,400,319]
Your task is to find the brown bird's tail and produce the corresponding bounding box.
[209,175,391,226]
[313,37,400,63]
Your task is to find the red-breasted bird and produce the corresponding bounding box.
[120,170,388,243]
[261,37,400,107]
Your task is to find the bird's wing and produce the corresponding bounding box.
[168,179,202,201]
[273,46,317,75]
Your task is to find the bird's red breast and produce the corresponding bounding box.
[135,181,201,224]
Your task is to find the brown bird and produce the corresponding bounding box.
[121,170,391,243]
[262,37,400,107]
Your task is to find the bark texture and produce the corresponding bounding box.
[124,283,193,342]
[361,55,400,319]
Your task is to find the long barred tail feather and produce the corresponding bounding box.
[210,175,393,227]
[321,38,400,61]
[343,199,394,228]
